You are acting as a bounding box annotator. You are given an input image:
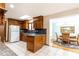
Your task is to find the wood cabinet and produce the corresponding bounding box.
[33,16,43,29]
[0,3,5,9]
[27,35,46,53]
[20,20,29,29]
[0,3,6,42]
[8,18,20,25]
[20,32,27,42]
[0,25,6,42]
[0,14,4,24]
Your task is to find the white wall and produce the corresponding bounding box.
[49,14,79,42]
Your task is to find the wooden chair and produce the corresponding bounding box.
[69,34,79,45]
[77,35,79,45]
[62,33,70,44]
[55,32,63,42]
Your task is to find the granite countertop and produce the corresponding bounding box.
[25,33,46,36]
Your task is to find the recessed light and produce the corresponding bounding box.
[29,20,34,23]
[19,15,32,19]
[10,4,14,8]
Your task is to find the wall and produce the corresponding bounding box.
[43,7,79,45]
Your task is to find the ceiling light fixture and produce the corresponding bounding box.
[19,15,32,20]
[10,4,14,8]
[29,20,34,23]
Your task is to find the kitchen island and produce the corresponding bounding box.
[26,33,46,53]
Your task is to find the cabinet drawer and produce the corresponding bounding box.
[20,33,27,42]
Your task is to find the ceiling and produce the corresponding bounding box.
[5,3,79,20]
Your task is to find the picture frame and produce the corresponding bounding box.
[60,26,75,33]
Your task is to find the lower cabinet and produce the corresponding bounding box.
[0,25,5,42]
[27,35,46,53]
[27,36,34,52]
[20,32,27,42]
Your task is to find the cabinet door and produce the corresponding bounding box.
[27,42,34,52]
[27,36,34,52]
[0,15,4,24]
[25,21,29,29]
[33,16,43,29]
[35,36,43,51]
[21,20,29,29]
[0,3,5,8]
[20,33,27,42]
[33,20,43,29]
[0,25,5,42]
[0,19,3,24]
[33,20,37,29]
[37,20,43,29]
[42,35,46,45]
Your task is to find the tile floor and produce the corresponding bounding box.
[0,42,17,56]
[5,41,79,56]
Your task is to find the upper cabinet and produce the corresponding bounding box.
[0,3,7,14]
[8,18,20,25]
[33,16,43,29]
[0,3,5,9]
[0,3,7,25]
[20,20,29,29]
[0,3,7,42]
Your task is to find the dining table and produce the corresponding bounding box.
[59,33,77,44]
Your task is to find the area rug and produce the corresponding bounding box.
[0,42,17,56]
[52,41,79,53]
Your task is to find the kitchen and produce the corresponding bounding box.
[0,3,47,54]
[7,16,46,53]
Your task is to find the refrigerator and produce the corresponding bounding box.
[9,25,20,42]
